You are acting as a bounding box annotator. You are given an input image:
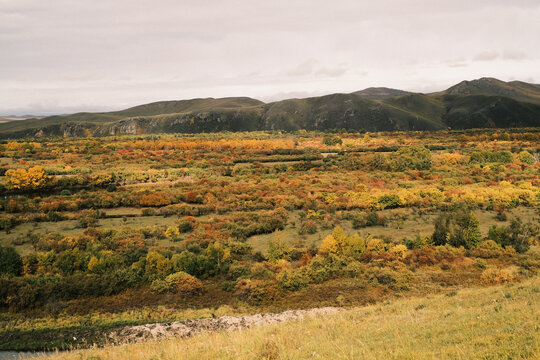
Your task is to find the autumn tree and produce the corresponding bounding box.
[165,226,180,238]
[518,151,535,165]
[5,166,48,191]
[319,226,366,258]
[391,146,431,171]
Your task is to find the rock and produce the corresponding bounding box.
[108,307,341,344]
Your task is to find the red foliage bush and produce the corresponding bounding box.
[404,248,437,266]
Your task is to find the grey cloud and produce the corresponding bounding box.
[473,51,500,61]
[283,60,318,77]
[443,57,469,68]
[1,0,539,115]
[473,50,530,62]
[316,66,348,77]
[281,61,348,78]
[501,50,528,61]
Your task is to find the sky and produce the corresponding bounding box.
[1,0,540,115]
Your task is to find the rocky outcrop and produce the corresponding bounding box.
[108,307,341,344]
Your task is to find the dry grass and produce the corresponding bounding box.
[43,276,540,360]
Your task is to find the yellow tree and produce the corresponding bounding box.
[5,166,48,190]
[319,226,348,255]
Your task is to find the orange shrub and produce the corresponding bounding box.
[167,272,204,295]
[481,266,520,285]
[139,192,172,207]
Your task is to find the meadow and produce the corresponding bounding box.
[0,129,538,350]
[42,275,540,360]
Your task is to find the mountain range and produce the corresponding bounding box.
[1,77,539,138]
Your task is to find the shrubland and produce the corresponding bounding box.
[0,129,538,350]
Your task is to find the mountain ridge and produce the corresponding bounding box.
[1,78,539,138]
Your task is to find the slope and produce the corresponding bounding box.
[43,276,540,360]
[352,87,412,100]
[262,93,443,131]
[443,77,540,105]
[1,78,540,138]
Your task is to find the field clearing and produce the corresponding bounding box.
[42,275,540,360]
[1,216,180,254]
[3,206,537,256]
[103,207,143,216]
[248,206,539,254]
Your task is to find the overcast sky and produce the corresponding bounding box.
[1,0,539,115]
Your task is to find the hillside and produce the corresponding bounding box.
[352,87,411,100]
[42,276,540,360]
[261,93,443,131]
[443,77,540,104]
[1,78,540,138]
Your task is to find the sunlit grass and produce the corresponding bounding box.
[44,276,540,360]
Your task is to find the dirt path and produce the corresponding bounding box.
[108,307,341,344]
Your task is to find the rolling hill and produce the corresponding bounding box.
[1,78,539,138]
[41,276,540,360]
[352,87,411,100]
[443,77,540,104]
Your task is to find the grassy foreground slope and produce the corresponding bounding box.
[45,276,540,360]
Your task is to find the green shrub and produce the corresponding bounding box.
[391,146,431,171]
[277,269,308,291]
[432,208,481,249]
[404,235,432,250]
[178,219,194,233]
[487,218,537,253]
[378,194,402,209]
[46,211,67,222]
[322,136,343,146]
[150,279,170,294]
[343,261,365,277]
[470,150,513,164]
[474,259,487,269]
[495,210,507,221]
[106,184,117,192]
[352,211,385,229]
[0,247,22,276]
[249,263,273,279]
[304,255,346,283]
[171,251,198,275]
[470,240,504,258]
[267,239,292,263]
[518,151,535,165]
[367,266,412,291]
[226,263,251,281]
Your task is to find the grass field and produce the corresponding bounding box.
[248,207,539,254]
[41,275,540,360]
[4,205,537,256]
